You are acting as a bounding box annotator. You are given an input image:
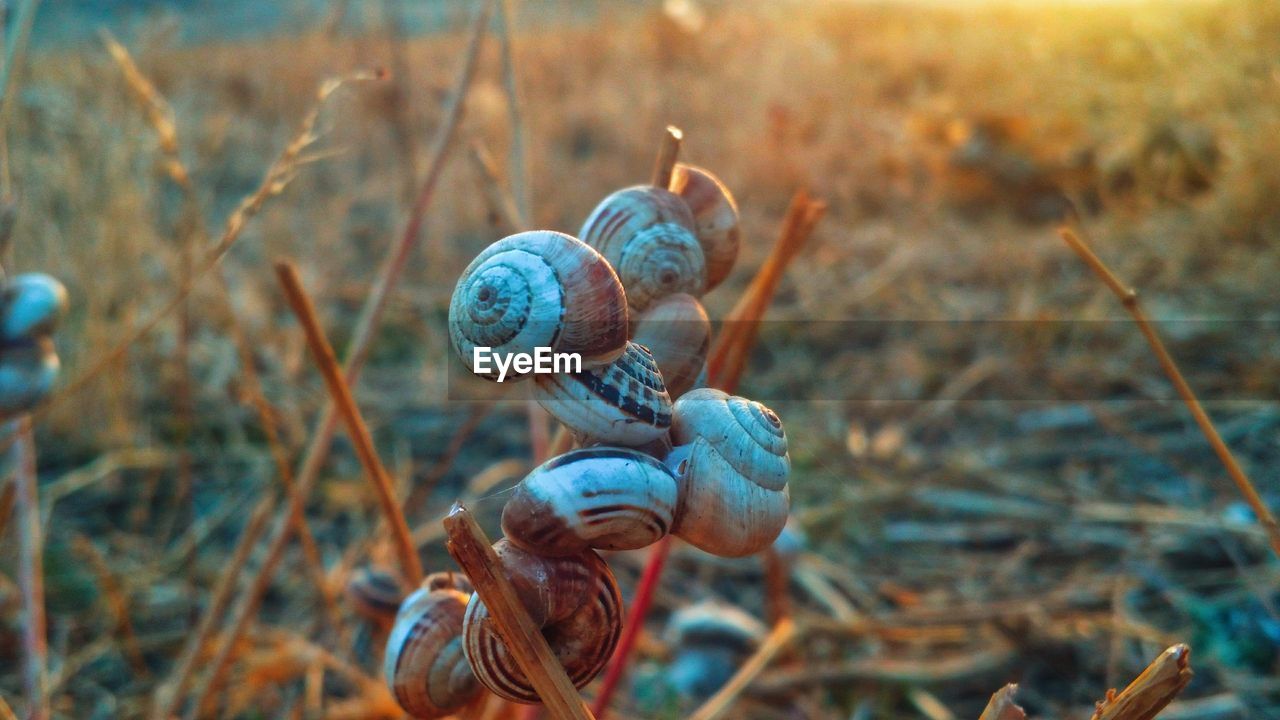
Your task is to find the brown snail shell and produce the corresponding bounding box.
[462,540,622,703]
[579,186,705,312]
[669,165,740,292]
[501,446,679,557]
[384,573,481,719]
[449,231,629,381]
[0,337,59,417]
[631,293,710,399]
[666,388,790,558]
[346,565,406,629]
[532,341,672,446]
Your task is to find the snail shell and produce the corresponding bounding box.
[0,337,59,416]
[346,565,406,629]
[2,273,68,341]
[669,165,740,292]
[384,573,481,719]
[631,293,710,399]
[667,388,790,557]
[462,540,622,703]
[579,186,705,312]
[502,446,679,556]
[532,341,672,446]
[449,231,629,381]
[664,600,766,699]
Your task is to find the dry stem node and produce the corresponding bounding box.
[443,503,597,720]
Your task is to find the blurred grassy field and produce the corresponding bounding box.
[2,0,1278,718]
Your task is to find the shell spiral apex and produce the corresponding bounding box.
[580,186,706,311]
[448,231,629,381]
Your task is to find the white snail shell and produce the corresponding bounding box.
[449,231,629,381]
[664,600,766,700]
[579,186,705,312]
[502,446,679,557]
[0,337,59,417]
[666,388,790,558]
[384,573,481,719]
[2,273,68,341]
[669,165,740,292]
[462,540,622,703]
[532,341,672,446]
[631,293,710,399]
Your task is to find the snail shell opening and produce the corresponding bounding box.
[532,341,673,446]
[448,231,629,381]
[502,446,679,556]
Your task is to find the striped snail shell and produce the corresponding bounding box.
[631,293,710,399]
[2,273,68,341]
[501,446,679,557]
[532,341,672,446]
[666,388,790,558]
[449,231,629,381]
[579,186,705,312]
[384,573,481,719]
[462,540,622,703]
[346,565,406,629]
[0,337,59,417]
[669,165,741,292]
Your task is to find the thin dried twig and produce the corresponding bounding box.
[1091,644,1192,720]
[444,503,596,720]
[495,0,530,223]
[40,67,382,419]
[686,618,797,720]
[275,260,422,584]
[71,535,148,676]
[149,497,275,720]
[186,5,492,712]
[1060,227,1280,560]
[10,418,46,720]
[651,125,682,189]
[978,684,1027,720]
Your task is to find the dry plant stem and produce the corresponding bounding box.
[71,536,147,675]
[978,685,1027,720]
[1091,644,1192,720]
[686,618,797,720]
[10,417,46,720]
[495,0,530,222]
[39,68,381,420]
[444,504,596,720]
[274,260,423,584]
[593,190,823,717]
[102,32,336,627]
[185,4,491,713]
[651,125,683,189]
[0,695,17,720]
[1059,228,1280,560]
[0,477,14,540]
[149,497,275,720]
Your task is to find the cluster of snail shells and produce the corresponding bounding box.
[385,164,786,718]
[0,270,68,418]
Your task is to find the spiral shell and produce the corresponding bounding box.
[502,446,679,556]
[449,231,629,381]
[579,186,705,312]
[664,600,766,700]
[0,338,59,417]
[667,388,790,557]
[669,165,740,291]
[2,273,68,341]
[631,293,710,399]
[346,565,405,628]
[532,341,672,446]
[462,540,622,703]
[384,573,481,719]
